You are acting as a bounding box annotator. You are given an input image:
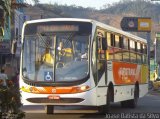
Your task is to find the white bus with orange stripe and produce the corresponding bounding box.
[19,18,148,114]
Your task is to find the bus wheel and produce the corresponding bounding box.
[98,90,111,113]
[45,105,54,114]
[121,86,139,108]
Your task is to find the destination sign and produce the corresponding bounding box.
[37,25,79,33]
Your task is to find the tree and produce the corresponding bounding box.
[0,0,11,15]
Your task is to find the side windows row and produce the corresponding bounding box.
[106,32,147,64]
[107,33,147,54]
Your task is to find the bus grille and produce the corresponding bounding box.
[26,98,84,103]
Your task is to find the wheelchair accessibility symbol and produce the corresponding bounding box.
[44,71,53,81]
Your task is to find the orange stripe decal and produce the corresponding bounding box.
[24,85,90,94]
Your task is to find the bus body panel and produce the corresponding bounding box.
[114,85,134,102]
[96,86,108,106]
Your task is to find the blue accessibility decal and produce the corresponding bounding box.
[44,71,53,81]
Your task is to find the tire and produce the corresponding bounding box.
[45,105,54,114]
[121,86,139,108]
[98,90,111,114]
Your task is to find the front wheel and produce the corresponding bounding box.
[45,105,54,114]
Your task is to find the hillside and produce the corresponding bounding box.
[101,0,160,22]
[24,0,160,45]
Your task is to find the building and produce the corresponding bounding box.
[0,0,26,69]
[13,0,29,70]
[0,0,11,68]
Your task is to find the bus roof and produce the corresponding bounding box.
[24,18,147,43]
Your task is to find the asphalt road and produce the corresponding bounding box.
[23,91,160,119]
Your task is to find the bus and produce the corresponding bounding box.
[19,18,148,114]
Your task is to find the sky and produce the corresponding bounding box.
[25,0,121,9]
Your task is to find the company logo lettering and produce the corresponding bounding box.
[118,68,136,76]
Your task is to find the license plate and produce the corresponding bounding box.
[48,95,60,100]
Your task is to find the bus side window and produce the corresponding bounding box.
[114,35,123,61]
[122,37,129,62]
[107,32,111,47]
[111,34,114,47]
[114,35,119,47]
[97,32,106,60]
[119,36,124,49]
[120,36,124,60]
[142,44,147,64]
[130,39,137,63]
[107,33,114,60]
[137,42,142,64]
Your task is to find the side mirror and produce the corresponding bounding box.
[102,37,107,50]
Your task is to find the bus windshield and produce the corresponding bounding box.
[22,21,92,84]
